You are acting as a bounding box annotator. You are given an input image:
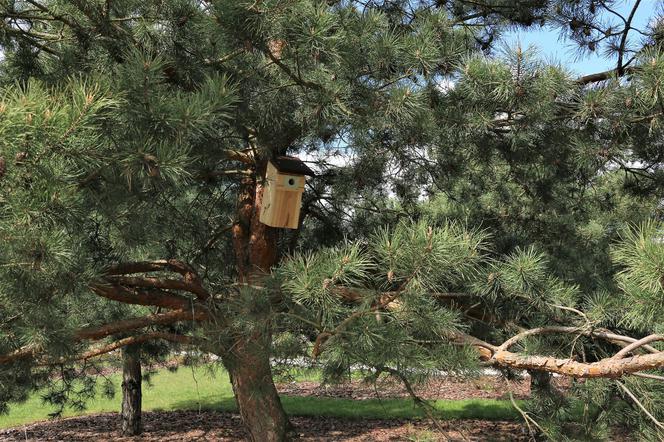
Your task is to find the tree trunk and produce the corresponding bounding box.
[121,344,142,436]
[223,334,291,442]
[529,369,552,394]
[225,169,291,441]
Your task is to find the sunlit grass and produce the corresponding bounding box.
[0,365,519,429]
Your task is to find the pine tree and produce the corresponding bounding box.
[0,1,663,441]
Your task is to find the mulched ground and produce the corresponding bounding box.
[0,411,530,441]
[0,375,563,441]
[275,374,569,401]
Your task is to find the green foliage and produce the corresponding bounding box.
[1,0,664,439]
[612,222,664,331]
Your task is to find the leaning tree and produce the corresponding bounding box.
[1,1,664,440]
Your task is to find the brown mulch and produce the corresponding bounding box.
[0,411,530,441]
[276,374,570,401]
[0,375,573,441]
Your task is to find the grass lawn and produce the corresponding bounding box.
[0,365,520,429]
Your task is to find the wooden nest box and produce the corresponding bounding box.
[259,156,315,229]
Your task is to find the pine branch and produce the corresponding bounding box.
[104,259,208,300]
[90,283,196,310]
[42,332,196,365]
[0,309,208,365]
[443,327,664,378]
[264,46,325,92]
[221,149,254,165]
[496,326,587,352]
[593,329,661,354]
[490,347,664,378]
[103,275,210,299]
[576,66,637,85]
[613,335,664,359]
[617,0,642,75]
[23,0,83,31]
[616,380,664,432]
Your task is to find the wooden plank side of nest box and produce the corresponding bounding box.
[260,161,304,229]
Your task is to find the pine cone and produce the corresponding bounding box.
[143,154,160,178]
[268,39,286,59]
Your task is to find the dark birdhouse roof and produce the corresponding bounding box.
[271,156,315,176]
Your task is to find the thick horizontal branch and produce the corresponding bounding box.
[34,332,196,366]
[0,309,208,365]
[326,287,664,379]
[576,66,637,85]
[490,349,664,379]
[332,287,468,303]
[78,332,195,361]
[105,259,196,279]
[449,329,664,379]
[76,309,208,341]
[103,275,209,299]
[91,283,195,310]
[103,259,208,300]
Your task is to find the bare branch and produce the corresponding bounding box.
[377,365,450,438]
[104,259,208,300]
[509,392,548,439]
[490,349,664,378]
[613,335,664,359]
[221,149,254,165]
[91,283,195,310]
[103,275,209,299]
[617,0,642,75]
[576,66,637,85]
[497,326,585,352]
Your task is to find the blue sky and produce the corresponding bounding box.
[0,2,659,74]
[502,1,661,75]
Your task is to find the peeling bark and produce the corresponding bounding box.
[491,349,664,378]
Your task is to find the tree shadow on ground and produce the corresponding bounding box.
[0,409,530,441]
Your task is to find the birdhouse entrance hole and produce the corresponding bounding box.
[259,156,314,229]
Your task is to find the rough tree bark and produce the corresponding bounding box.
[223,333,290,442]
[121,344,142,436]
[225,170,291,442]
